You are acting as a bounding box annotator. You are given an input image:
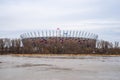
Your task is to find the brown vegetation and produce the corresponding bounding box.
[0,38,120,55]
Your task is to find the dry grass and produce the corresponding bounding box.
[10,53,120,57]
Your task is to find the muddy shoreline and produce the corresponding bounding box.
[7,53,120,57]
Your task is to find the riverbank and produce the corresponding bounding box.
[4,53,120,58]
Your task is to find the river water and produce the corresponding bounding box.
[0,55,120,80]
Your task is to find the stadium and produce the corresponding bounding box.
[20,30,98,54]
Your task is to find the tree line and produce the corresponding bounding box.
[0,38,120,55]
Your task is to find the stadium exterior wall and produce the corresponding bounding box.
[20,30,98,53]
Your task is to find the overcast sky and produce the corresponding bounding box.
[0,0,120,42]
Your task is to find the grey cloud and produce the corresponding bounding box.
[0,0,120,42]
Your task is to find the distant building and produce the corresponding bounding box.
[20,30,98,53]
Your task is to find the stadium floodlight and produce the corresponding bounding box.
[27,33,30,38]
[69,30,71,37]
[37,31,40,37]
[81,31,84,37]
[52,30,54,37]
[78,31,81,38]
[42,30,44,37]
[30,32,33,37]
[87,32,90,38]
[46,30,47,37]
[72,30,75,38]
[49,30,51,37]
[84,32,87,38]
[76,30,78,38]
[34,32,37,37]
[20,34,23,39]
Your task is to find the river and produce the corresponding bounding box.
[0,55,120,80]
